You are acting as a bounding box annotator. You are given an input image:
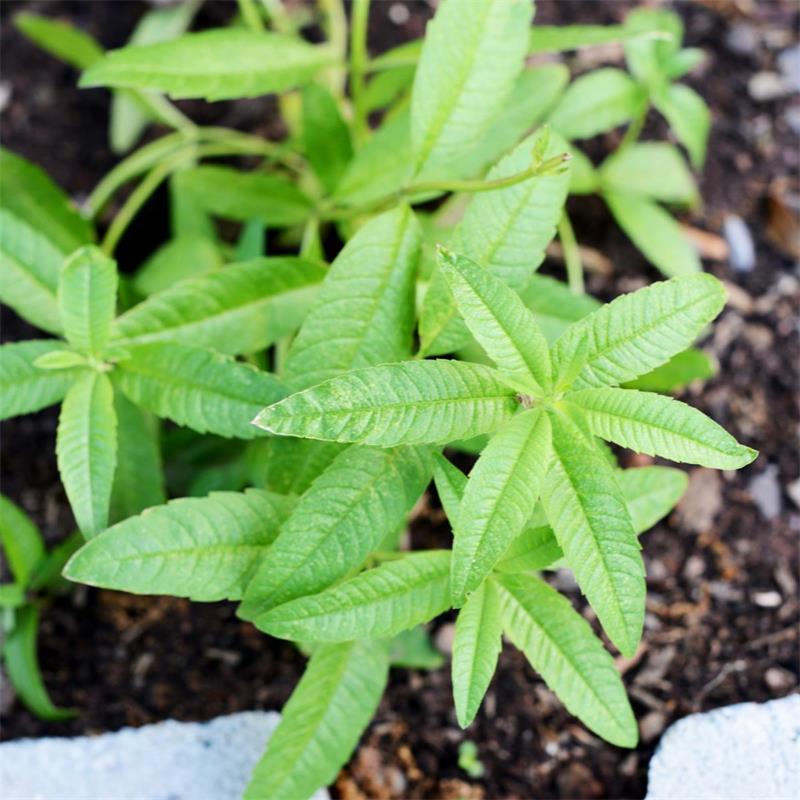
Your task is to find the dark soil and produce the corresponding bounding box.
[2,2,798,799]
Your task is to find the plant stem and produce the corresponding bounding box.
[238,0,265,31]
[558,211,584,295]
[620,101,648,149]
[318,0,348,97]
[349,0,371,144]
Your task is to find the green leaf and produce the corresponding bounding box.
[567,387,757,469]
[494,523,563,574]
[169,171,216,239]
[302,82,353,193]
[56,371,117,538]
[80,29,333,101]
[244,641,388,800]
[114,342,285,439]
[452,580,503,728]
[363,64,416,114]
[552,273,725,391]
[14,12,104,69]
[547,68,646,140]
[421,129,571,356]
[0,341,81,421]
[133,235,222,297]
[600,143,698,205]
[176,165,311,227]
[452,409,552,604]
[663,48,704,81]
[410,0,533,178]
[0,147,93,253]
[30,531,83,593]
[604,190,700,278]
[541,412,644,656]
[109,391,165,524]
[0,209,64,334]
[262,438,344,496]
[652,83,710,169]
[624,348,715,392]
[431,452,468,523]
[254,360,517,447]
[115,256,325,356]
[255,550,451,642]
[58,246,118,357]
[623,8,682,87]
[3,606,75,721]
[64,489,294,601]
[0,495,46,588]
[0,584,25,608]
[33,350,88,370]
[567,146,599,195]
[389,626,445,669]
[436,249,552,395]
[518,274,600,344]
[529,24,649,54]
[282,206,420,390]
[495,573,638,747]
[239,445,432,616]
[621,466,688,532]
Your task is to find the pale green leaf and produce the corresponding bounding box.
[80,29,333,101]
[552,273,725,390]
[567,387,757,469]
[452,409,551,604]
[255,550,451,642]
[115,256,325,356]
[239,445,432,616]
[436,249,552,395]
[58,246,118,357]
[567,146,599,195]
[33,350,88,370]
[547,68,646,140]
[518,274,600,344]
[64,489,295,601]
[410,0,533,178]
[114,342,285,439]
[254,360,517,447]
[389,626,445,669]
[623,8,682,87]
[496,573,638,746]
[529,24,654,54]
[0,341,81,420]
[363,65,415,114]
[14,12,104,69]
[133,235,222,297]
[302,82,353,193]
[494,523,563,574]
[653,83,710,169]
[262,438,344,496]
[0,495,45,588]
[542,412,644,656]
[605,190,700,278]
[56,371,118,538]
[452,580,503,728]
[663,47,704,81]
[244,641,388,800]
[431,452,467,523]
[623,348,715,392]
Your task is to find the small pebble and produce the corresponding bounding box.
[723,215,756,272]
[725,23,759,56]
[434,623,455,655]
[748,71,790,102]
[764,667,796,692]
[752,590,782,608]
[388,3,410,25]
[0,81,11,114]
[749,464,783,520]
[777,46,800,92]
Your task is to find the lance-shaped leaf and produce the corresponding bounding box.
[133,234,222,297]
[254,360,518,447]
[410,0,532,178]
[542,412,644,656]
[0,210,63,334]
[244,641,388,800]
[255,551,451,642]
[436,249,552,395]
[262,438,344,496]
[0,495,46,588]
[623,348,715,393]
[519,273,600,343]
[64,489,295,601]
[56,371,117,538]
[283,206,421,390]
[15,12,104,69]
[0,341,82,420]
[653,83,710,169]
[114,257,325,356]
[552,274,725,391]
[239,445,432,617]
[80,29,333,101]
[431,452,468,522]
[302,82,353,194]
[496,573,638,747]
[452,409,552,605]
[452,580,503,728]
[58,246,118,357]
[567,387,757,469]
[421,130,571,356]
[114,342,285,439]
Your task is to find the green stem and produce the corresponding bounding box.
[238,0,265,31]
[558,211,584,295]
[349,0,371,144]
[318,0,348,96]
[620,101,648,149]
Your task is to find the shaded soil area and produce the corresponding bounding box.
[2,2,798,798]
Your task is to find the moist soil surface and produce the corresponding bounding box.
[2,2,798,798]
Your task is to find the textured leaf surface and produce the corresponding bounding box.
[64,489,295,601]
[552,274,725,390]
[58,246,118,357]
[436,249,551,394]
[541,413,644,656]
[496,573,638,746]
[80,29,332,101]
[568,387,757,469]
[410,0,532,177]
[0,495,45,587]
[263,438,344,496]
[56,371,117,538]
[255,551,451,642]
[115,342,285,439]
[0,341,81,420]
[452,409,552,604]
[431,452,468,523]
[244,641,388,800]
[115,257,325,355]
[452,580,503,728]
[239,446,432,616]
[302,82,353,193]
[254,360,517,446]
